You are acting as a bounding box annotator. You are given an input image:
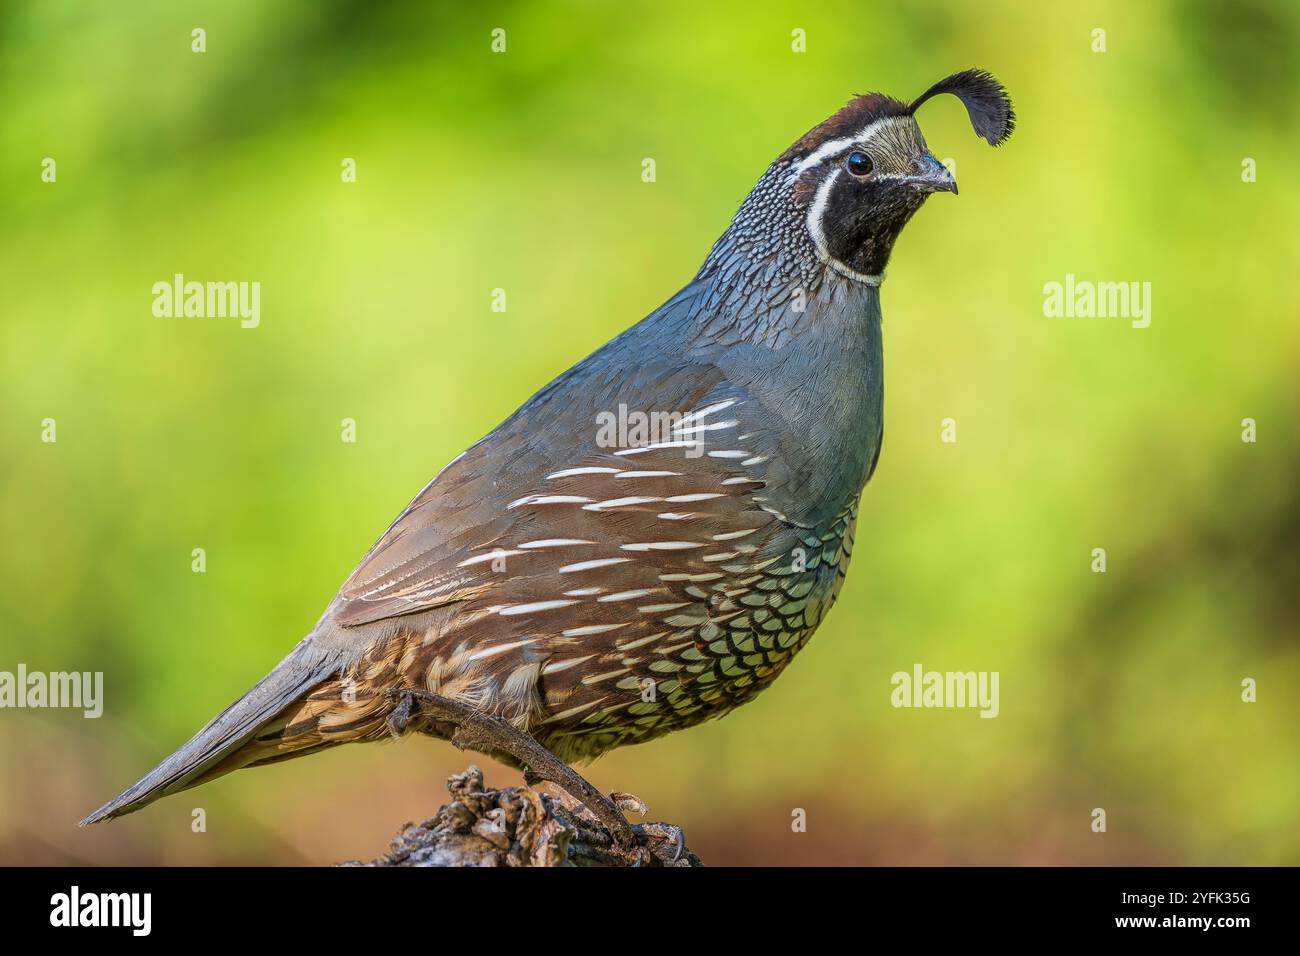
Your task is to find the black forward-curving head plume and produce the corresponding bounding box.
[909,69,1015,146]
[705,68,1014,285]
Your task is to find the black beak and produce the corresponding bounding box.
[908,152,958,195]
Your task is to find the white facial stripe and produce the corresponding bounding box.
[806,167,841,264]
[827,259,885,285]
[794,114,913,287]
[805,166,884,287]
[792,115,913,174]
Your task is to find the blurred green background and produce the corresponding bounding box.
[2,0,1298,865]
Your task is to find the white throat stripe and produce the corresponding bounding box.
[804,167,884,287]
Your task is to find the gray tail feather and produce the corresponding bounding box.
[79,638,347,826]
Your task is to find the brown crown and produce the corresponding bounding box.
[779,93,911,165]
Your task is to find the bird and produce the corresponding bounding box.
[82,69,1014,847]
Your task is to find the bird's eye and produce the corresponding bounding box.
[845,150,873,176]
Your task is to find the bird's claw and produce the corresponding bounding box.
[633,821,687,864]
[385,689,413,737]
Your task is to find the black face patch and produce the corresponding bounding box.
[819,173,928,276]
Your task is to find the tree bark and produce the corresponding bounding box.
[340,765,702,867]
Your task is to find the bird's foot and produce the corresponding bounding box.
[521,769,686,864]
[388,688,637,850]
[639,822,687,864]
[385,690,414,738]
[526,765,648,819]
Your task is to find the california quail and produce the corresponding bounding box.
[83,70,1014,843]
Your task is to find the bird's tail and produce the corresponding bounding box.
[79,638,352,826]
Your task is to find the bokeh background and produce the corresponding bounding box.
[2,0,1298,865]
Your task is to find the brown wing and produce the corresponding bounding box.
[336,388,794,622]
[332,373,787,628]
[267,389,858,764]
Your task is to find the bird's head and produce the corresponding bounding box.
[760,69,1015,283]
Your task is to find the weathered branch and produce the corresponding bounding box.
[340,766,703,867]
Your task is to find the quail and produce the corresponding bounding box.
[83,70,1014,845]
